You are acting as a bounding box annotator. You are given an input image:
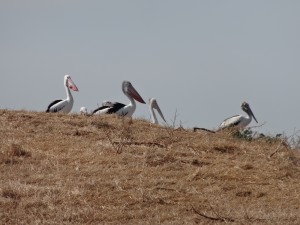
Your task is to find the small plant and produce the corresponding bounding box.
[10,143,31,157]
[2,188,21,200]
[257,133,285,144]
[162,109,183,147]
[232,129,254,141]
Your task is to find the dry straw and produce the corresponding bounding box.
[0,109,300,224]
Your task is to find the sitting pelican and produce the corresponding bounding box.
[149,98,166,124]
[92,80,145,117]
[219,101,258,130]
[79,106,88,115]
[79,101,121,115]
[46,75,79,113]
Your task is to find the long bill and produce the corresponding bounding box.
[128,85,145,104]
[249,108,258,123]
[154,101,166,122]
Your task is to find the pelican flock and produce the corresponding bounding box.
[46,75,79,113]
[92,80,145,117]
[149,98,166,124]
[43,76,262,134]
[219,101,258,130]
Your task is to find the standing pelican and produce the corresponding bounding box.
[46,75,79,113]
[92,80,146,117]
[149,98,166,124]
[219,101,258,129]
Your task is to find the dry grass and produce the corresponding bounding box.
[0,109,300,224]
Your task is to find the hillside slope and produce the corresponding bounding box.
[1,110,300,224]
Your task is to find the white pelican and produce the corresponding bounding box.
[149,98,166,124]
[46,75,79,113]
[79,106,88,115]
[219,101,258,130]
[79,101,119,115]
[92,80,146,117]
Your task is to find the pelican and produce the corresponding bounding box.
[149,98,166,124]
[79,106,88,115]
[219,101,258,130]
[92,80,146,117]
[79,101,122,115]
[46,75,79,113]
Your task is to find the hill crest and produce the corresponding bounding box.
[1,110,300,224]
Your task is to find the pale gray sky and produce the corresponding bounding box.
[1,1,300,136]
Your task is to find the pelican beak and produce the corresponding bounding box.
[67,78,79,91]
[249,108,258,123]
[128,84,145,104]
[154,101,166,123]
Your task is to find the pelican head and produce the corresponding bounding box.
[102,100,114,107]
[79,106,88,115]
[64,75,79,91]
[149,98,166,123]
[241,101,258,123]
[122,81,145,104]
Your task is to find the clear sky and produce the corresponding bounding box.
[1,1,300,136]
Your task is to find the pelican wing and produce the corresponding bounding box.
[46,99,63,112]
[103,101,126,109]
[219,115,242,129]
[107,102,126,113]
[92,106,110,115]
[92,102,126,115]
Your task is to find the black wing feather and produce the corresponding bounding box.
[92,105,110,114]
[220,115,242,129]
[232,119,242,127]
[107,102,126,113]
[92,102,126,115]
[46,99,63,112]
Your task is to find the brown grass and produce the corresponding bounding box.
[0,109,300,224]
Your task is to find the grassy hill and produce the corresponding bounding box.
[1,109,300,224]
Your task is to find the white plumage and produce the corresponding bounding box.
[79,106,88,115]
[149,98,166,124]
[46,75,79,113]
[219,101,258,129]
[92,80,145,117]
